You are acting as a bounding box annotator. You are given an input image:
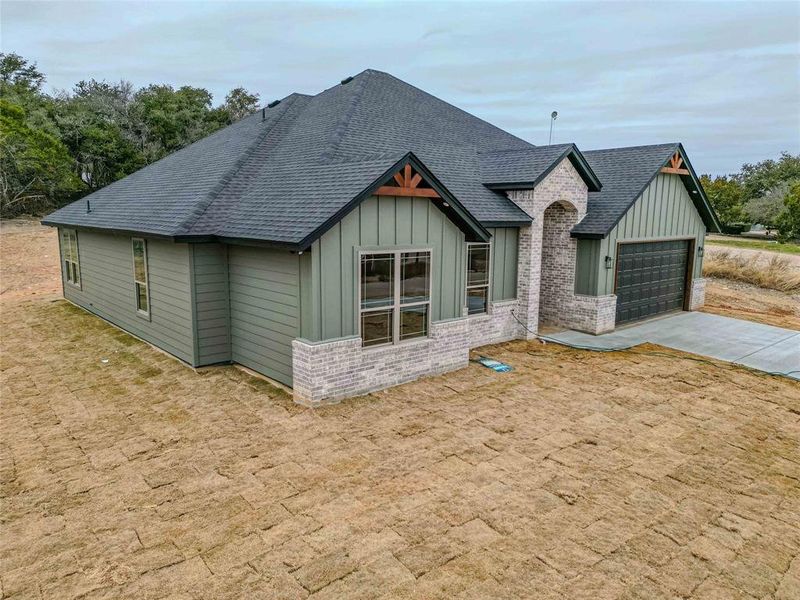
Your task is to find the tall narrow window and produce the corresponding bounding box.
[359,250,431,347]
[132,238,149,315]
[466,242,490,315]
[61,229,81,286]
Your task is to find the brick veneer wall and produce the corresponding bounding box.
[539,202,579,327]
[293,318,470,406]
[507,159,591,335]
[466,300,521,348]
[293,300,526,405]
[569,294,617,335]
[689,277,706,310]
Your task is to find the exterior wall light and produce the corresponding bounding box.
[698,246,704,257]
[604,256,614,269]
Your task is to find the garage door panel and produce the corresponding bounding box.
[615,240,689,325]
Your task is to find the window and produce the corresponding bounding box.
[359,250,431,347]
[466,242,490,315]
[131,238,149,315]
[61,229,80,287]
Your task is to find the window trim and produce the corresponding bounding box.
[465,241,491,316]
[60,229,81,289]
[131,237,151,319]
[357,247,433,348]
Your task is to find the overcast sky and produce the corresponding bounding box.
[2,0,799,175]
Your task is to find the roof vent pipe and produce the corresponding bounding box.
[341,76,354,85]
[261,107,266,120]
[86,199,91,213]
[267,99,281,108]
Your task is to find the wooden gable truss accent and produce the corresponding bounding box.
[660,151,690,176]
[376,164,442,198]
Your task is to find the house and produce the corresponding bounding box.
[43,70,720,405]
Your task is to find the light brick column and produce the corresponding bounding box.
[507,159,589,338]
[689,277,707,310]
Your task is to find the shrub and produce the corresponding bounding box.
[703,250,800,293]
[720,223,751,235]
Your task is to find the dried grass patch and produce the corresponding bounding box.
[703,250,800,293]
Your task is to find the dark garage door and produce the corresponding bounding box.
[615,240,690,325]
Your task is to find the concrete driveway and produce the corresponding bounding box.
[548,312,800,380]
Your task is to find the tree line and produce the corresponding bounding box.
[1,52,798,240]
[700,153,800,241]
[1,52,260,217]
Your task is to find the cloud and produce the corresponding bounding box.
[1,0,798,174]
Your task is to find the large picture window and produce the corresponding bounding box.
[61,229,81,287]
[359,250,431,347]
[131,238,150,315]
[466,242,490,315]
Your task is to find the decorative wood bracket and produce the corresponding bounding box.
[376,164,442,198]
[660,151,690,175]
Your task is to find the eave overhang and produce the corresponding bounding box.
[484,144,603,193]
[295,152,492,251]
[570,143,723,240]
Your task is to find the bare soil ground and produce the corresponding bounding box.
[703,279,800,330]
[2,223,799,599]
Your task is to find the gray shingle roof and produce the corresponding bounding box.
[42,94,309,238]
[574,143,720,237]
[480,144,601,191]
[573,143,678,237]
[45,70,539,245]
[44,69,715,246]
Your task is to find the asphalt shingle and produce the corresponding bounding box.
[574,143,680,237]
[44,70,712,245]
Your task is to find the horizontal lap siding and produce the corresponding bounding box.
[228,246,299,386]
[63,230,194,363]
[191,244,231,365]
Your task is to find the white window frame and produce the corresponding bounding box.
[61,229,81,288]
[465,241,491,316]
[131,238,150,318]
[357,247,433,348]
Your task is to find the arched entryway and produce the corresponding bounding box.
[538,200,580,328]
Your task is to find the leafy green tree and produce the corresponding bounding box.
[745,182,789,228]
[699,174,747,225]
[739,152,800,200]
[776,181,800,241]
[53,80,144,190]
[0,52,45,95]
[131,85,228,161]
[0,99,80,216]
[223,87,260,122]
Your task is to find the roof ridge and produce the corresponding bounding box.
[369,70,535,150]
[172,94,304,235]
[585,142,679,154]
[479,144,572,156]
[318,70,372,163]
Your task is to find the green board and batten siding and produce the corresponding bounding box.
[61,230,195,364]
[228,246,300,386]
[487,227,518,302]
[301,195,520,341]
[575,174,706,296]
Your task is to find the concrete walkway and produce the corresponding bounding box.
[547,312,800,380]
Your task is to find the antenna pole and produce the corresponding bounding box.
[548,111,558,145]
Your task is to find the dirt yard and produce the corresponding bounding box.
[704,279,800,330]
[2,223,799,599]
